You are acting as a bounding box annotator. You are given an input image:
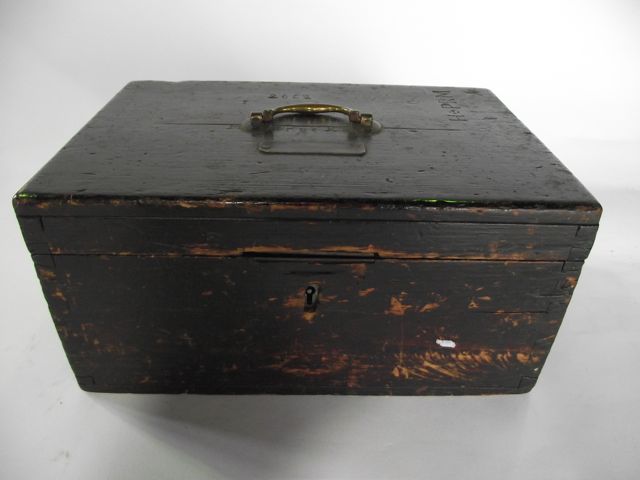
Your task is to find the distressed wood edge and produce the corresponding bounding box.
[31,252,576,396]
[13,194,603,225]
[15,211,600,264]
[75,382,538,395]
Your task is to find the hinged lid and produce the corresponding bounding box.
[14,81,600,224]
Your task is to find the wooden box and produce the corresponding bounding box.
[14,81,601,395]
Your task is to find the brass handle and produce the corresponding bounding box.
[250,103,373,129]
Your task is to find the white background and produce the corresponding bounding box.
[1,1,639,478]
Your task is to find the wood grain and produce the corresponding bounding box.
[33,255,575,394]
[14,82,600,218]
[13,81,601,395]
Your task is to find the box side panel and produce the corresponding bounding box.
[33,255,581,395]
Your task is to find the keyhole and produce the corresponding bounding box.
[304,285,318,311]
[305,286,316,305]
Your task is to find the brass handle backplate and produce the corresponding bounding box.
[250,103,373,130]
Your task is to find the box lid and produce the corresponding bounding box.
[14,81,600,224]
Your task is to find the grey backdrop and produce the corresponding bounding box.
[1,1,639,478]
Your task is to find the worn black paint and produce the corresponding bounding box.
[14,81,601,395]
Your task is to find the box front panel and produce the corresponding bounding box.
[34,255,577,394]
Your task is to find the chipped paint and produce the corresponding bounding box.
[302,311,317,324]
[51,289,67,301]
[540,334,556,342]
[392,365,410,379]
[37,268,56,280]
[175,201,200,209]
[51,241,545,261]
[385,295,413,316]
[358,287,375,297]
[497,313,535,327]
[350,263,367,277]
[183,242,540,260]
[269,203,337,213]
[264,352,350,377]
[392,348,542,381]
[411,198,471,205]
[419,302,440,313]
[283,294,305,309]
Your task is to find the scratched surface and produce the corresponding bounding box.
[32,255,579,394]
[13,82,601,395]
[23,217,596,261]
[15,81,600,212]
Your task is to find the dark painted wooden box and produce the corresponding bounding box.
[14,81,601,395]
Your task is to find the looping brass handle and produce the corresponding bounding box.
[250,103,373,129]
